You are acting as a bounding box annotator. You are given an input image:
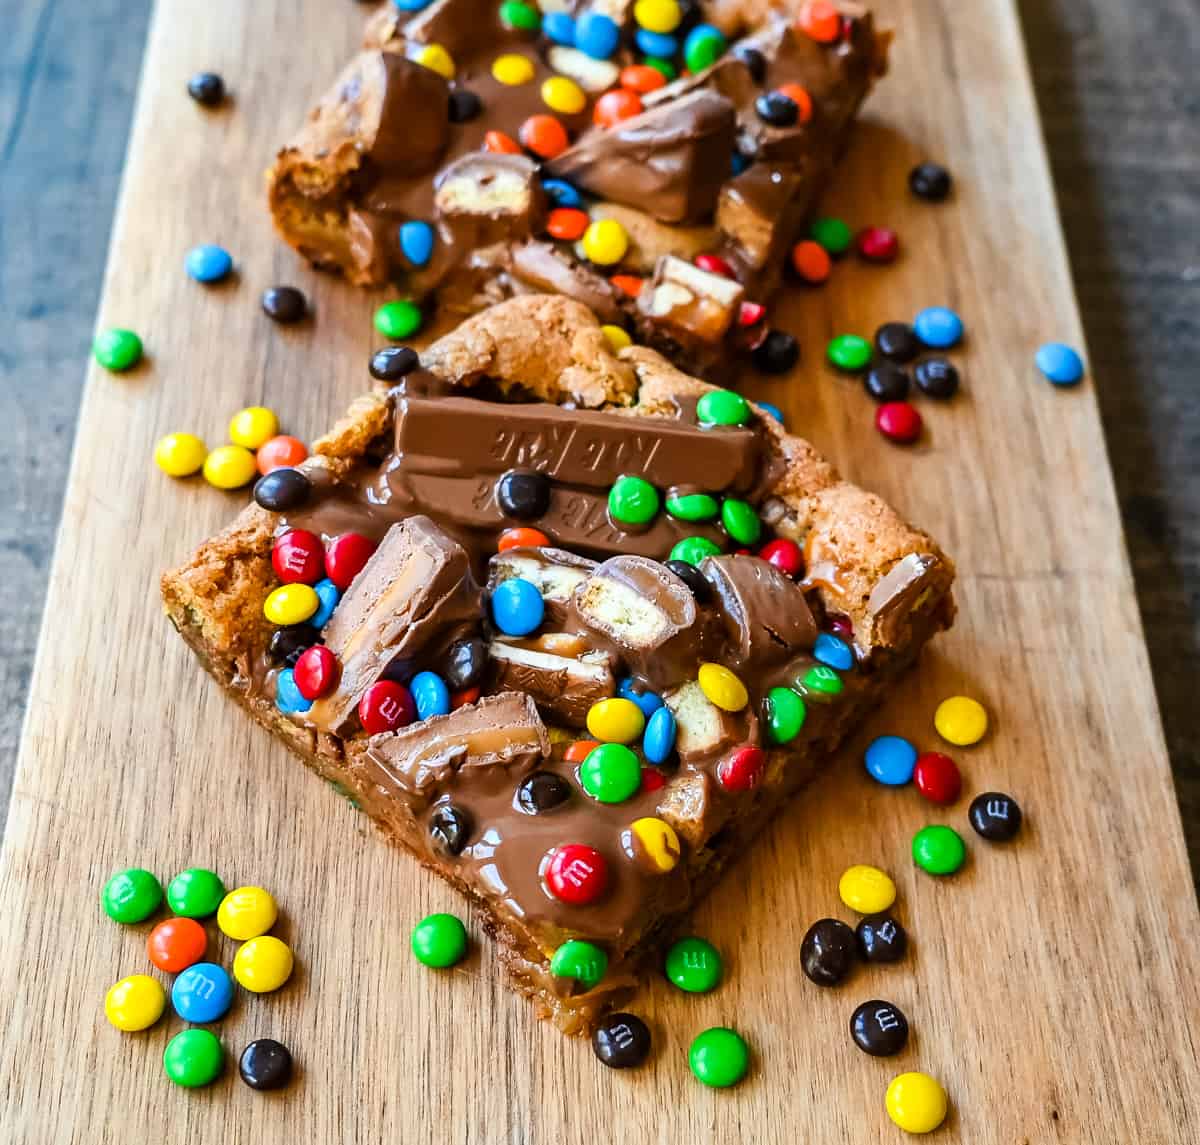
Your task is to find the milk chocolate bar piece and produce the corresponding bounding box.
[701,554,817,672]
[360,692,549,806]
[434,154,545,244]
[487,546,596,625]
[487,634,615,726]
[309,517,481,732]
[637,255,746,348]
[545,91,737,225]
[508,242,624,326]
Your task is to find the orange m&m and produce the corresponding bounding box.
[610,274,644,298]
[620,65,666,94]
[546,208,589,242]
[498,526,550,551]
[519,115,569,159]
[797,0,841,42]
[147,916,208,973]
[593,89,643,128]
[565,739,601,763]
[256,435,308,476]
[791,239,831,283]
[484,130,522,155]
[776,83,813,123]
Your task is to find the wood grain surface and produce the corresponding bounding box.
[1,1,1198,1142]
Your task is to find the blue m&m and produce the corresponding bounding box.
[491,577,544,636]
[399,221,435,268]
[310,578,340,629]
[1035,342,1084,386]
[542,178,582,208]
[275,668,313,715]
[814,633,853,671]
[172,962,234,1023]
[756,400,785,426]
[618,677,664,719]
[642,706,677,764]
[914,306,964,349]
[543,11,576,45]
[635,28,677,58]
[865,735,918,786]
[410,671,451,720]
[186,244,233,284]
[575,12,619,58]
[393,0,432,10]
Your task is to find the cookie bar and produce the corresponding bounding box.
[266,0,888,376]
[162,296,954,1034]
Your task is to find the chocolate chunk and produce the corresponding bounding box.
[545,91,737,224]
[434,153,544,243]
[866,552,943,646]
[428,802,473,855]
[308,517,482,732]
[361,692,549,803]
[572,556,702,691]
[801,918,856,986]
[701,554,817,672]
[488,632,615,727]
[509,242,623,325]
[850,1000,909,1057]
[716,165,810,277]
[516,770,572,814]
[638,255,745,348]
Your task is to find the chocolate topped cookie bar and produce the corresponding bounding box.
[267,0,887,375]
[162,296,953,1033]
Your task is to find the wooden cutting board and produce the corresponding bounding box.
[2,0,1197,1140]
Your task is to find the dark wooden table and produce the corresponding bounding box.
[2,0,1196,879]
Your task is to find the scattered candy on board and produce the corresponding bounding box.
[802,918,857,987]
[105,974,166,1031]
[239,1039,294,1091]
[411,912,468,968]
[163,1029,225,1089]
[886,1071,949,1134]
[934,695,989,746]
[839,864,898,915]
[1035,341,1085,385]
[912,824,967,876]
[688,1027,750,1088]
[593,1012,652,1069]
[851,999,910,1056]
[172,962,235,1023]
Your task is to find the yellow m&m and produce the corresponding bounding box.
[228,406,279,450]
[492,53,536,86]
[934,695,988,746]
[626,817,681,872]
[541,75,586,115]
[586,697,646,744]
[415,43,455,79]
[105,974,166,1032]
[233,935,294,993]
[838,864,897,914]
[217,885,278,941]
[885,1072,949,1134]
[154,432,207,477]
[697,663,748,712]
[581,219,628,266]
[634,0,682,33]
[263,583,319,626]
[601,324,632,352]
[203,444,257,490]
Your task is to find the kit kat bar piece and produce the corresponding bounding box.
[308,517,481,733]
[357,692,549,807]
[487,632,615,727]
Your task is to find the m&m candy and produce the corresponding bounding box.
[543,10,575,43]
[574,11,619,58]
[912,825,966,876]
[490,577,545,636]
[499,0,539,30]
[275,668,312,715]
[105,974,166,1031]
[594,89,643,128]
[325,532,377,590]
[683,24,725,72]
[93,328,143,372]
[186,243,234,284]
[491,52,536,84]
[909,161,953,201]
[229,406,278,450]
[593,1013,652,1069]
[827,333,872,372]
[886,1071,949,1134]
[541,177,581,207]
[541,75,585,114]
[913,751,962,804]
[485,130,521,154]
[759,538,803,577]
[798,0,841,41]
[147,917,207,973]
[814,632,853,670]
[410,670,451,719]
[256,434,307,475]
[581,219,628,265]
[698,663,748,711]
[399,220,435,268]
[857,226,899,263]
[218,885,278,940]
[580,743,642,803]
[543,844,608,905]
[167,867,225,918]
[239,1038,294,1091]
[263,583,319,626]
[721,499,761,545]
[172,962,234,1023]
[374,299,423,340]
[914,305,964,349]
[254,466,311,511]
[294,645,339,701]
[765,686,806,744]
[864,735,918,786]
[801,917,856,986]
[154,432,207,477]
[1035,341,1085,385]
[969,791,1023,842]
[608,475,660,526]
[411,912,468,968]
[665,936,722,993]
[547,207,588,241]
[519,114,569,159]
[415,43,455,78]
[810,216,853,254]
[851,999,910,1057]
[620,64,666,93]
[102,867,163,924]
[601,324,632,352]
[358,680,416,735]
[616,678,663,718]
[233,935,295,992]
[551,939,608,989]
[498,526,549,551]
[839,864,897,914]
[586,698,646,744]
[624,817,680,872]
[696,388,750,426]
[856,913,908,963]
[689,1027,749,1088]
[666,492,718,522]
[163,1029,225,1089]
[934,695,988,745]
[876,401,923,444]
[273,529,324,585]
[717,745,764,792]
[204,444,258,490]
[634,0,681,32]
[669,536,721,566]
[792,239,832,283]
[642,706,677,764]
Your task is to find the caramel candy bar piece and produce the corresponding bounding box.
[545,90,737,224]
[701,554,817,672]
[571,556,703,690]
[509,242,624,325]
[716,165,811,275]
[434,153,545,243]
[488,633,615,726]
[308,517,481,732]
[488,546,596,625]
[637,255,746,346]
[361,692,549,805]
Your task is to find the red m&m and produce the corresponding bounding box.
[147,917,207,973]
[543,844,609,905]
[717,746,765,792]
[695,253,735,279]
[759,538,803,577]
[358,680,416,735]
[857,226,899,263]
[876,401,922,443]
[294,645,340,701]
[913,752,962,805]
[738,300,766,327]
[325,533,377,590]
[272,530,324,585]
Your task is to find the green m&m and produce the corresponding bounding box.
[827,334,873,372]
[684,25,726,72]
[665,491,719,522]
[798,664,843,698]
[810,216,853,255]
[163,1029,224,1088]
[765,686,806,745]
[411,912,468,968]
[696,388,750,427]
[609,475,660,526]
[166,867,226,919]
[551,939,608,989]
[499,0,540,30]
[721,498,761,545]
[912,825,967,876]
[580,743,641,804]
[669,536,721,567]
[93,328,143,372]
[689,1027,750,1088]
[642,56,677,80]
[665,936,722,994]
[374,299,423,340]
[101,868,163,924]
